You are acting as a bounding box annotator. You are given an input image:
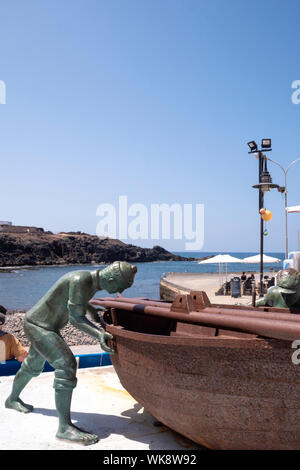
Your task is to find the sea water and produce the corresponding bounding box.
[0,252,284,310]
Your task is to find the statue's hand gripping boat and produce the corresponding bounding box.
[91,292,300,450]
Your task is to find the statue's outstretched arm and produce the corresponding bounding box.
[68,301,114,354]
[86,304,102,322]
[255,297,267,307]
[67,276,114,354]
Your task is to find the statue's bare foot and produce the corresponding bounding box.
[56,424,99,446]
[5,397,34,413]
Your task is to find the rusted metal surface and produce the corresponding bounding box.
[92,293,300,341]
[90,304,300,449]
[109,292,300,320]
[107,326,300,449]
[90,293,300,449]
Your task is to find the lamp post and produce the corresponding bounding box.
[263,156,300,259]
[248,139,280,297]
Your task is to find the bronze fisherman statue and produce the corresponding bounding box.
[256,268,300,308]
[5,261,137,445]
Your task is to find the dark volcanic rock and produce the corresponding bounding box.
[0,231,195,267]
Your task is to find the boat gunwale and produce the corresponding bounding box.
[106,323,280,350]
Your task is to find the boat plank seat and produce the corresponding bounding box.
[171,322,258,339]
[171,322,217,337]
[217,329,258,339]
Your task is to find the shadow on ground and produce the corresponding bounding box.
[32,402,206,450]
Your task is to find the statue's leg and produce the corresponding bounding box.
[32,329,99,445]
[5,344,45,413]
[54,389,98,445]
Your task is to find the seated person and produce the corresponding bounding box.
[241,272,247,281]
[267,277,275,288]
[243,276,253,294]
[0,310,28,362]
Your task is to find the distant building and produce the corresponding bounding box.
[0,223,44,234]
[0,221,12,226]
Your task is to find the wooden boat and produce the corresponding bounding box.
[91,292,300,450]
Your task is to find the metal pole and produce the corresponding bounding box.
[266,157,300,259]
[284,158,300,257]
[259,151,264,297]
[260,193,264,297]
[284,173,288,259]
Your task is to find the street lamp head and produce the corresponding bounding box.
[261,138,272,149]
[253,161,279,192]
[253,182,280,192]
[247,141,258,152]
[277,186,286,193]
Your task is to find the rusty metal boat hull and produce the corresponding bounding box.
[91,295,300,450]
[106,325,300,450]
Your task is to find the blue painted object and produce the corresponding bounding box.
[0,352,112,377]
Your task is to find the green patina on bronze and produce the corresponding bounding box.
[5,261,137,445]
[255,268,300,308]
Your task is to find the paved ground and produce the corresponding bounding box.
[0,365,202,451]
[70,345,100,355]
[22,345,103,354]
[162,271,276,305]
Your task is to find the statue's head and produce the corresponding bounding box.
[98,261,137,294]
[277,268,300,294]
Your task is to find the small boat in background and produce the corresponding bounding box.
[91,293,300,450]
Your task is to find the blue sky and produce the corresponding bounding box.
[1,0,300,253]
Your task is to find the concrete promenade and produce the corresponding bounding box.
[160,271,276,305]
[0,365,202,451]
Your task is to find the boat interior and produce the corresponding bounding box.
[101,296,258,340]
[92,290,300,342]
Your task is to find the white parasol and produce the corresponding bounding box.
[242,254,280,263]
[199,254,243,284]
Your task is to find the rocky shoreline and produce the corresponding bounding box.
[0,228,209,348]
[4,311,99,347]
[0,229,197,267]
